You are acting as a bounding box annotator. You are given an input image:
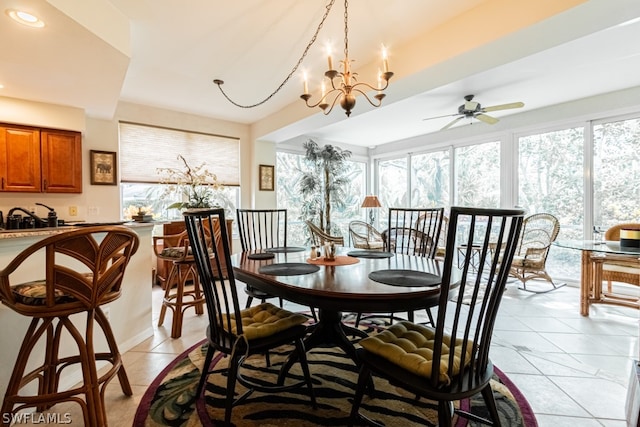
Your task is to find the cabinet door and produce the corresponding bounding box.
[0,125,41,192]
[41,129,82,193]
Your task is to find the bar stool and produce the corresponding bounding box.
[154,229,207,338]
[0,226,139,427]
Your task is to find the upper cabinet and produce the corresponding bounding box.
[0,124,82,193]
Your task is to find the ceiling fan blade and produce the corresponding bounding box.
[441,116,465,130]
[475,113,499,125]
[423,113,459,121]
[482,101,524,112]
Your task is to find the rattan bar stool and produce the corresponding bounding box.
[0,226,139,427]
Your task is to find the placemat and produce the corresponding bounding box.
[347,250,394,259]
[368,269,441,287]
[258,263,320,276]
[306,255,360,266]
[247,252,275,260]
[264,246,306,253]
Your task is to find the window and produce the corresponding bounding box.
[119,122,240,221]
[378,157,408,217]
[593,116,640,230]
[410,150,450,208]
[518,127,585,278]
[454,141,500,208]
[276,151,366,245]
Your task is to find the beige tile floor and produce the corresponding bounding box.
[8,281,638,426]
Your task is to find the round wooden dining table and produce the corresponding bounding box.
[230,246,449,375]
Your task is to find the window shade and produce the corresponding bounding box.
[119,122,240,186]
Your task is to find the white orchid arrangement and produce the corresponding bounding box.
[157,155,224,210]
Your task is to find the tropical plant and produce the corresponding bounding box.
[298,140,352,234]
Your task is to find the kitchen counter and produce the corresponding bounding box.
[0,221,158,239]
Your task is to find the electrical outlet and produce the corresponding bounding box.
[87,206,99,216]
[69,206,78,216]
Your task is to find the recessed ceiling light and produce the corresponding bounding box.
[5,9,45,28]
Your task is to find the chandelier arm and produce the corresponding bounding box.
[352,88,384,108]
[302,88,343,109]
[214,0,336,109]
[321,92,345,115]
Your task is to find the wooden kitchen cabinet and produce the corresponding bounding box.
[0,123,82,193]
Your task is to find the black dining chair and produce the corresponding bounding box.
[356,207,444,327]
[184,208,316,425]
[236,209,286,308]
[350,206,524,427]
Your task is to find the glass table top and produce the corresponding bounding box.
[554,239,640,256]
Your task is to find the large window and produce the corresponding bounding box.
[518,127,585,278]
[593,117,640,230]
[378,157,408,215]
[276,151,366,245]
[410,150,450,208]
[119,122,239,221]
[454,141,500,208]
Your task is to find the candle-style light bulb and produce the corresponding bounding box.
[303,71,309,95]
[382,45,389,73]
[327,44,333,71]
[377,70,382,94]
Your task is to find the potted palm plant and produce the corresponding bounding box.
[298,140,351,234]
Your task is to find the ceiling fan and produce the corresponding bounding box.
[423,95,524,130]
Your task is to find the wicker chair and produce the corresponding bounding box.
[348,220,384,250]
[350,207,525,427]
[306,220,345,246]
[0,226,139,427]
[601,223,640,293]
[509,212,564,293]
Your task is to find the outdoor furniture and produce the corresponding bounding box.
[184,208,316,425]
[306,220,345,246]
[349,220,384,250]
[153,229,206,338]
[0,227,139,427]
[508,212,564,293]
[349,207,524,427]
[236,209,286,308]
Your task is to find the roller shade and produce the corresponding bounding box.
[119,122,240,186]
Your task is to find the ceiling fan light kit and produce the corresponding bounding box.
[424,94,524,130]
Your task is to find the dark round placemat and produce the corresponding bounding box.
[247,252,275,260]
[259,263,320,276]
[264,247,306,253]
[368,269,441,287]
[347,250,394,259]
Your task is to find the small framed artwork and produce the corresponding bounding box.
[90,150,117,185]
[259,164,274,191]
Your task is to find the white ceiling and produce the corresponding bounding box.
[1,0,640,148]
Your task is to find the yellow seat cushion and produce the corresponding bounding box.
[359,321,474,385]
[223,303,309,340]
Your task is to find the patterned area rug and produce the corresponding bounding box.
[134,325,537,427]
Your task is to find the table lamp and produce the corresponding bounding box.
[361,195,382,225]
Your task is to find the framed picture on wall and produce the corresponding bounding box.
[259,164,274,191]
[90,150,117,185]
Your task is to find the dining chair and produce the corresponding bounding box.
[360,207,444,326]
[349,220,384,250]
[0,226,140,427]
[507,212,564,293]
[350,206,525,427]
[236,209,286,308]
[184,208,316,425]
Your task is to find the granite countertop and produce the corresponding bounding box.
[0,221,158,240]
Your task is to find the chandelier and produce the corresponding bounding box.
[301,0,393,117]
[212,0,392,118]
